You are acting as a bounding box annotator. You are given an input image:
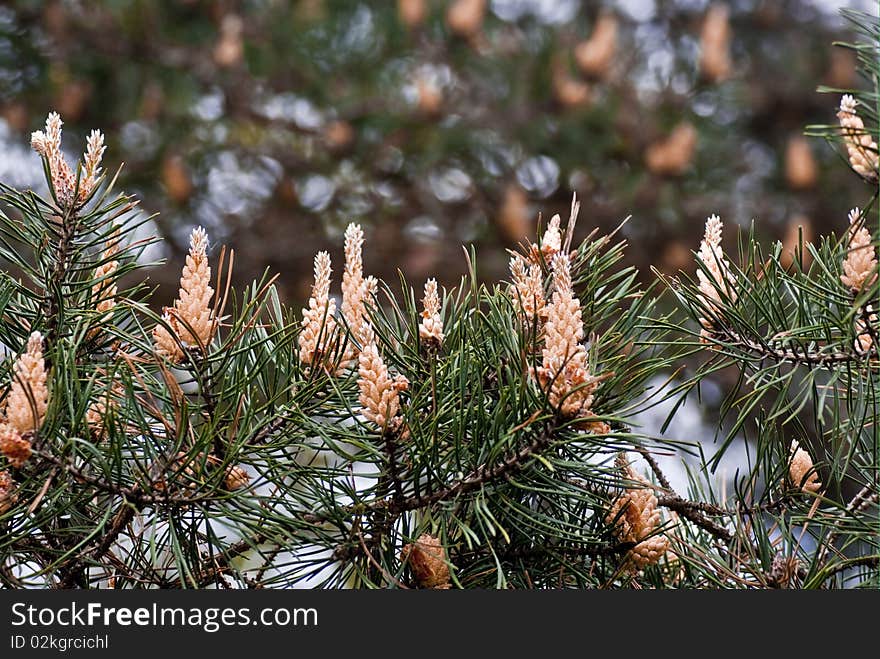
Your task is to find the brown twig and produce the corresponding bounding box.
[628,447,733,543]
[717,326,867,367]
[380,425,556,515]
[355,520,408,589]
[656,495,733,543]
[57,500,139,589]
[821,554,880,581]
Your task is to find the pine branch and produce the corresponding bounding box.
[382,424,556,515]
[630,447,732,542]
[43,204,79,353]
[714,325,868,367]
[656,495,732,543]
[57,501,138,589]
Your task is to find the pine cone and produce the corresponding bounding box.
[788,441,821,494]
[767,552,803,589]
[401,534,451,589]
[224,464,250,491]
[607,455,669,570]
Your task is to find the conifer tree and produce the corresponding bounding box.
[0,9,876,590]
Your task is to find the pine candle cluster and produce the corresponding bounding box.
[30,111,105,209]
[534,255,604,423]
[695,214,737,341]
[0,332,49,468]
[418,278,444,348]
[508,255,546,324]
[358,345,409,431]
[606,455,669,570]
[840,208,878,353]
[507,198,610,431]
[341,223,378,358]
[153,227,218,362]
[297,223,412,431]
[298,250,338,368]
[299,223,380,372]
[837,95,879,182]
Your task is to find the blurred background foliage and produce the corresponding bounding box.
[0,0,875,304]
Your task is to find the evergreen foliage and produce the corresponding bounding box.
[0,8,876,590]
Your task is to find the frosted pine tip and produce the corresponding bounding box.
[539,214,563,260]
[788,441,821,494]
[342,223,364,328]
[344,223,364,277]
[401,534,451,589]
[31,112,107,208]
[31,112,75,207]
[703,214,723,248]
[838,94,857,116]
[312,251,332,301]
[5,332,49,436]
[30,132,48,156]
[79,129,106,203]
[31,111,64,162]
[45,111,63,143]
[418,278,444,347]
[840,208,878,293]
[189,226,209,256]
